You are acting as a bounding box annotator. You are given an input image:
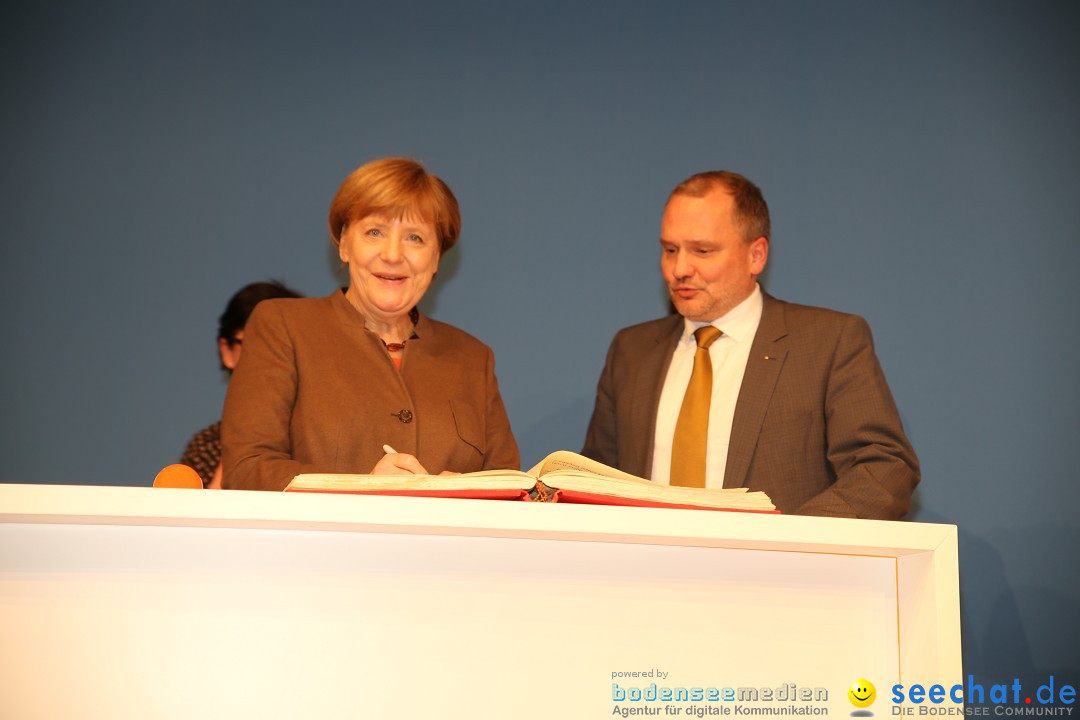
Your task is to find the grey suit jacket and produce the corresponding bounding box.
[582,293,919,518]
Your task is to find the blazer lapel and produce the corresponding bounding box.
[724,294,788,489]
[630,316,682,477]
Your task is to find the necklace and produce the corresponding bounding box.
[381,308,420,353]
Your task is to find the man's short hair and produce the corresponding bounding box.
[668,170,770,244]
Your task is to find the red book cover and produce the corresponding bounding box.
[284,486,531,501]
[548,487,781,513]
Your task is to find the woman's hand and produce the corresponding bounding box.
[208,464,223,489]
[370,453,430,475]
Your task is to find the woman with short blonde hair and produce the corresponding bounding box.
[222,158,519,490]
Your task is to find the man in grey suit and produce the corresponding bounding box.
[582,171,919,519]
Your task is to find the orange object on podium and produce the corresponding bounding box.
[153,463,203,488]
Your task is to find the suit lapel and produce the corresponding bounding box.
[724,294,788,489]
[631,316,682,477]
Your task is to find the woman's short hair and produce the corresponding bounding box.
[218,280,302,343]
[328,158,462,254]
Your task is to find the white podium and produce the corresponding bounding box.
[0,484,960,719]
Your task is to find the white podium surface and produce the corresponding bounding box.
[0,484,961,719]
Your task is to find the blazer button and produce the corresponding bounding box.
[395,409,413,424]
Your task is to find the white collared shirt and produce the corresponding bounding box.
[651,284,764,488]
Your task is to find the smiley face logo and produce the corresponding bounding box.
[848,679,876,708]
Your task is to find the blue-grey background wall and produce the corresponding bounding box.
[2,0,1077,690]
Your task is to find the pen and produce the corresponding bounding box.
[382,444,397,454]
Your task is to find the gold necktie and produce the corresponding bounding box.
[670,326,723,488]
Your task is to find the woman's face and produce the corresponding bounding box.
[338,212,441,327]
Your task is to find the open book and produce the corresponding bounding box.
[284,451,778,513]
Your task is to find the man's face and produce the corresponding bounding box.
[660,190,768,323]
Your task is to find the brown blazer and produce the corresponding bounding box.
[222,290,520,491]
[582,293,919,518]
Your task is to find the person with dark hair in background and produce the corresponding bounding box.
[221,158,520,491]
[582,170,919,519]
[180,280,302,488]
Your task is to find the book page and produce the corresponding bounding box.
[522,451,771,512]
[527,450,649,483]
[287,470,533,492]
